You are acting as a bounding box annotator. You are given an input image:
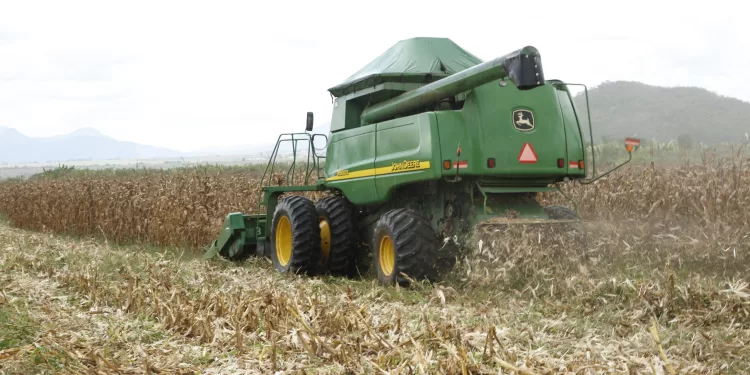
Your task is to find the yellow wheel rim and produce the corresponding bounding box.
[319,217,331,262]
[275,216,292,266]
[379,235,395,276]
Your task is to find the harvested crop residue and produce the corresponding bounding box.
[1,219,748,374]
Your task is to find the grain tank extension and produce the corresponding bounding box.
[205,37,639,286]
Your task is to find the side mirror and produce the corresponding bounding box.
[624,137,640,153]
[306,112,314,132]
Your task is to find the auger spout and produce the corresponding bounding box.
[360,46,545,125]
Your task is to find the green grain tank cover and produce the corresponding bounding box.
[328,37,483,98]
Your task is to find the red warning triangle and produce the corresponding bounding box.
[518,143,538,164]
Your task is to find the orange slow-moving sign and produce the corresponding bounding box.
[453,160,468,169]
[625,137,640,153]
[625,138,640,146]
[518,143,538,164]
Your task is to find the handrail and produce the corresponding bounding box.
[561,82,637,185]
[561,83,596,179]
[258,132,327,191]
[578,150,633,185]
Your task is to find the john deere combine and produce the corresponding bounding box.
[205,37,639,285]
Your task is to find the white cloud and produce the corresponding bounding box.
[1,0,748,152]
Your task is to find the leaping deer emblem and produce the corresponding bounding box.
[514,111,534,130]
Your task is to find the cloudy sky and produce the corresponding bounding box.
[1,0,747,152]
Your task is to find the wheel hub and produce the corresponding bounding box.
[379,235,395,276]
[275,216,292,266]
[319,217,331,262]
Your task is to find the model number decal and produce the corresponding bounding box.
[326,160,431,182]
[391,160,421,171]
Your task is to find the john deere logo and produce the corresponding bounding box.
[512,109,535,132]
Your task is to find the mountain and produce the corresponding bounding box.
[0,121,333,164]
[6,81,745,164]
[573,81,750,144]
[0,127,182,164]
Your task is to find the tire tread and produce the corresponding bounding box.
[271,195,320,274]
[315,195,357,275]
[373,208,437,286]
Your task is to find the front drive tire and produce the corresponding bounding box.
[270,195,321,275]
[372,208,438,286]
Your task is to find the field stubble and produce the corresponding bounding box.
[0,151,749,373]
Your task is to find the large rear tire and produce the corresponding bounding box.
[315,195,358,276]
[371,208,438,286]
[270,195,321,275]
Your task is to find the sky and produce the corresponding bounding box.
[1,0,748,152]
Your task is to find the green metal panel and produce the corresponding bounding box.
[373,113,442,200]
[433,111,469,173]
[470,81,567,177]
[430,82,578,183]
[323,124,378,204]
[330,95,365,132]
[323,113,442,205]
[329,96,350,132]
[214,212,248,250]
[210,212,266,260]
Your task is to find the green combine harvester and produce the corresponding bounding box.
[205,37,639,285]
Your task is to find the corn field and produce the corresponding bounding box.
[0,165,324,250]
[0,148,747,251]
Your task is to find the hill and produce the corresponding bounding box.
[4,81,748,164]
[573,81,750,145]
[0,127,181,164]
